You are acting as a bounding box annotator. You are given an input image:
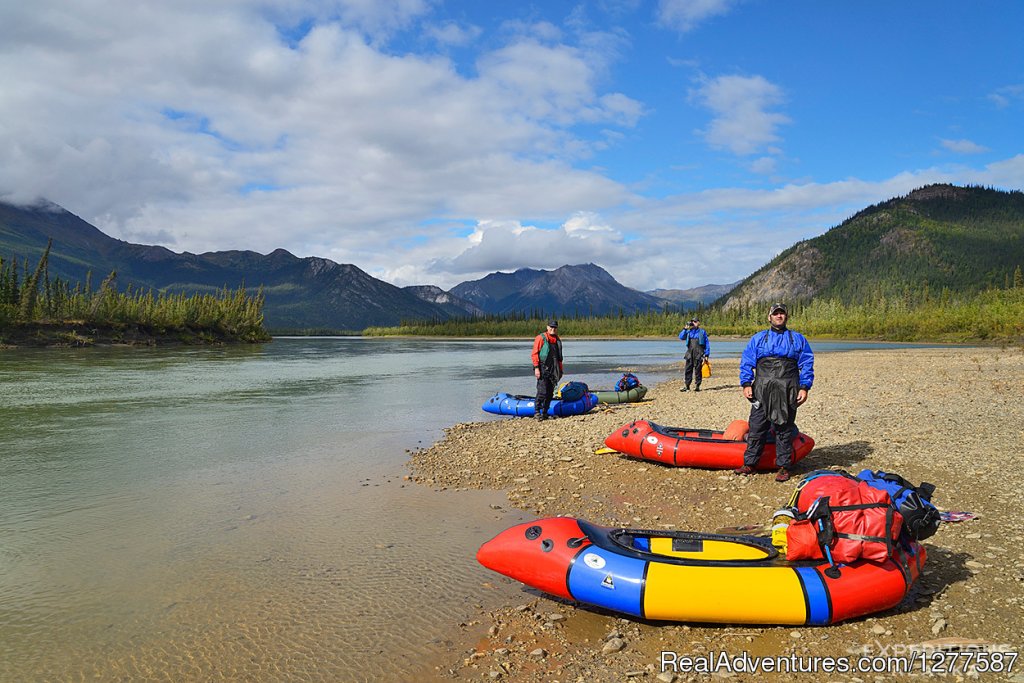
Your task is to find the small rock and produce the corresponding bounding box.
[547,613,566,622]
[657,672,678,683]
[871,624,886,635]
[529,648,546,659]
[931,618,947,635]
[790,630,802,639]
[602,637,626,654]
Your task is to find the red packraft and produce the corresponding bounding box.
[785,470,903,566]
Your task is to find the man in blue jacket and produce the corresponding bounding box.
[678,318,710,392]
[734,303,814,482]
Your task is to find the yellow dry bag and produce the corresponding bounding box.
[701,357,712,378]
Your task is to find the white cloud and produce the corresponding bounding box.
[747,156,777,175]
[987,84,1024,109]
[423,21,482,47]
[940,138,989,155]
[656,0,736,33]
[1,2,1022,297]
[418,216,627,281]
[691,75,790,156]
[0,1,643,262]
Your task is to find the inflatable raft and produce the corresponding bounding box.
[477,516,925,625]
[593,385,648,404]
[604,419,814,470]
[482,391,598,417]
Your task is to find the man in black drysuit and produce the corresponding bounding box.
[733,303,815,482]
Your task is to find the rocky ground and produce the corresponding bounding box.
[409,347,1024,682]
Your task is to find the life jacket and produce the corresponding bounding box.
[615,373,640,392]
[855,470,940,541]
[783,470,903,575]
[535,332,562,374]
[555,381,588,402]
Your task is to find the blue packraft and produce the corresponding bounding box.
[615,373,640,392]
[856,469,940,541]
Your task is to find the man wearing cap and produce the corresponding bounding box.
[734,303,814,482]
[531,320,563,421]
[678,318,710,392]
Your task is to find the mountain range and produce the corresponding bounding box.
[0,201,724,330]
[3,183,1020,330]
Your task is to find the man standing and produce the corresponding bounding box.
[678,318,710,392]
[532,320,563,421]
[734,303,814,482]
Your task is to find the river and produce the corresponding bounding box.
[0,336,948,680]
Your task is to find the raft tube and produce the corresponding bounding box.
[592,385,648,404]
[482,391,599,417]
[604,419,814,470]
[477,516,925,625]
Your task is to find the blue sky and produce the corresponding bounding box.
[1,1,1021,291]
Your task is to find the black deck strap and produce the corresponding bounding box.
[828,502,888,511]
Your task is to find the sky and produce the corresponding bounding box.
[1,1,1022,292]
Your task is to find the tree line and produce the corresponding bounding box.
[1,241,270,343]
[363,273,1024,343]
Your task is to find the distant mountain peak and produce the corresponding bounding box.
[450,263,664,316]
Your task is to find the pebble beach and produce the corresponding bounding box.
[410,346,1024,682]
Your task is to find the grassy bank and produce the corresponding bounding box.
[1,241,271,346]
[364,287,1024,343]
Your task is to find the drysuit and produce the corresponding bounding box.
[739,327,814,468]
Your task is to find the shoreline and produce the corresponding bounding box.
[409,346,1024,681]
[0,321,271,347]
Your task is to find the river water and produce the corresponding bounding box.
[0,336,946,681]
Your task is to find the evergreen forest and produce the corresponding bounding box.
[1,241,270,345]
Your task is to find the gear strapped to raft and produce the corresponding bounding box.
[555,381,588,402]
[615,373,641,392]
[855,469,940,541]
[780,469,908,579]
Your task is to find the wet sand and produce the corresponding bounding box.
[410,347,1024,682]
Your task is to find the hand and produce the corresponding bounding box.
[534,368,541,379]
[742,386,753,400]
[796,389,808,406]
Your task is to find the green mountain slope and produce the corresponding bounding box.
[721,184,1024,310]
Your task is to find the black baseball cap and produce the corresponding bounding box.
[769,303,788,315]
[547,320,558,328]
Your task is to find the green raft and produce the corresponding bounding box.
[593,385,648,404]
